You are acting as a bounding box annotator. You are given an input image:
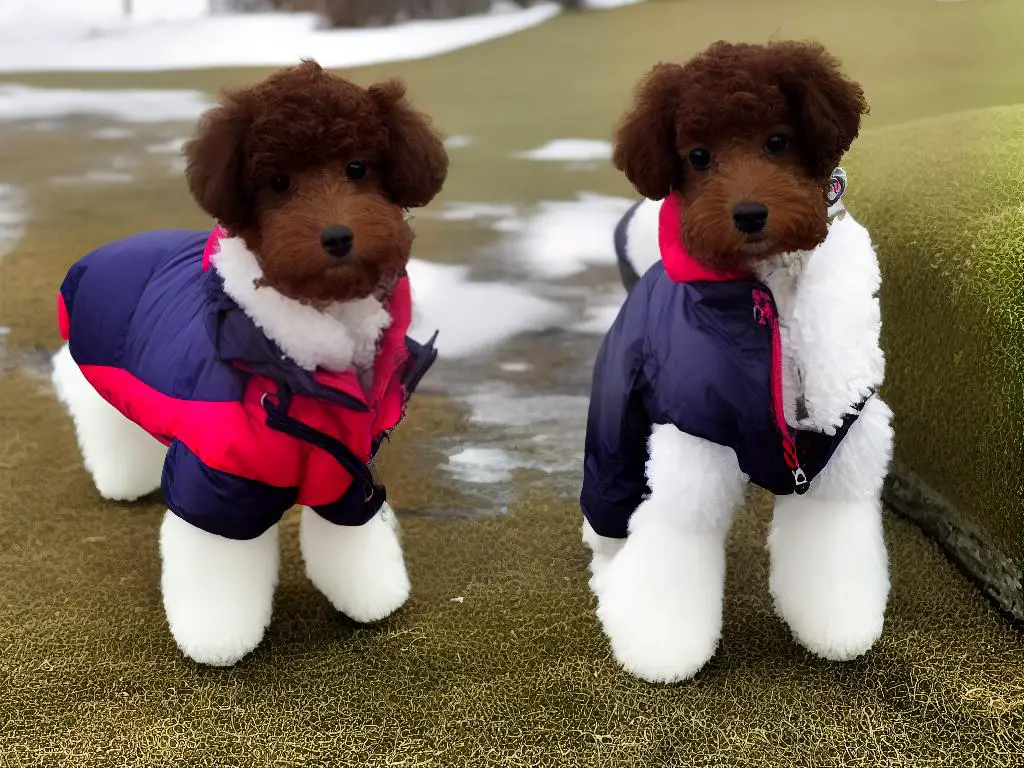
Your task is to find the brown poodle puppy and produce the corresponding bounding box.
[612,40,868,273]
[586,41,892,684]
[53,60,450,667]
[186,59,449,305]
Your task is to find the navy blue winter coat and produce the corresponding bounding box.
[580,196,867,539]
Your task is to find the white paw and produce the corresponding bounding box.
[593,529,726,684]
[301,505,410,624]
[159,512,278,667]
[769,498,890,661]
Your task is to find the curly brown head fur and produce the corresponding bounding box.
[184,59,449,304]
[612,40,868,273]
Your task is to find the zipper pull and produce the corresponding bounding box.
[793,467,809,495]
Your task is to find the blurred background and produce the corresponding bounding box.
[0,1,1021,765]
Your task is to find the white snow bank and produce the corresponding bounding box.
[0,85,213,123]
[0,185,27,263]
[513,138,612,162]
[0,3,560,73]
[407,259,566,358]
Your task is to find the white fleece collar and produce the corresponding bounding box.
[212,236,392,373]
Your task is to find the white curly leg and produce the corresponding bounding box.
[51,344,166,501]
[592,424,747,683]
[160,511,279,667]
[300,503,410,623]
[768,396,893,660]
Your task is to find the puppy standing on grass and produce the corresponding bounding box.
[581,41,893,683]
[51,61,448,666]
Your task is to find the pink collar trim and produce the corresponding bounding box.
[658,193,750,283]
[202,223,230,272]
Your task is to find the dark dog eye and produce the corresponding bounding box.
[268,174,291,194]
[688,148,712,171]
[345,161,367,181]
[765,134,789,156]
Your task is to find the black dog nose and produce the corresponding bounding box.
[732,202,769,234]
[321,225,354,258]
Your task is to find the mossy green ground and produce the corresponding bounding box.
[1,0,1023,765]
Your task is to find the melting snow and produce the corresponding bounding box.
[0,85,213,123]
[513,138,612,162]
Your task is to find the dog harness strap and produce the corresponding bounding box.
[261,382,385,510]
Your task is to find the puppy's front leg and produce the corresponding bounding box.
[301,502,410,623]
[160,511,279,667]
[582,517,625,589]
[769,396,893,660]
[592,425,746,683]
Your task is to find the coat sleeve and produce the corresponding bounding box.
[162,439,298,540]
[580,285,653,539]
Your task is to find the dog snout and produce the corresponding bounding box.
[732,202,769,235]
[320,225,354,258]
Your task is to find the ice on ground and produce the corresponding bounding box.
[583,0,648,8]
[495,193,636,279]
[0,185,27,263]
[52,171,134,186]
[499,361,532,373]
[569,296,622,333]
[407,259,566,359]
[513,139,612,162]
[446,447,524,483]
[0,85,213,124]
[444,134,474,149]
[146,138,187,155]
[465,387,589,427]
[430,202,519,222]
[91,127,135,140]
[0,3,561,73]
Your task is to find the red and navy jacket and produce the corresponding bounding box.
[57,228,436,540]
[580,195,867,539]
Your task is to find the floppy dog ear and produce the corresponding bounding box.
[612,62,686,200]
[183,96,253,231]
[368,79,449,209]
[772,41,869,180]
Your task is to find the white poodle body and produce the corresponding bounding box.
[585,199,893,683]
[52,233,413,667]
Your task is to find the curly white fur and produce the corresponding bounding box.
[52,237,406,667]
[589,201,893,682]
[213,236,393,372]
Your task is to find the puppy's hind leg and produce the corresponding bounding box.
[592,425,747,683]
[51,343,166,501]
[768,396,893,661]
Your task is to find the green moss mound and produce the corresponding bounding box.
[843,104,1024,610]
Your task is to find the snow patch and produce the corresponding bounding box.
[444,134,474,149]
[91,126,135,140]
[52,170,134,186]
[431,202,519,222]
[499,361,532,373]
[465,389,589,427]
[583,0,648,7]
[513,138,612,162]
[146,138,187,155]
[0,85,212,123]
[495,193,637,279]
[572,296,624,334]
[0,185,27,263]
[446,447,523,483]
[407,259,566,359]
[0,4,561,73]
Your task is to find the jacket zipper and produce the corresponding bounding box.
[752,290,809,494]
